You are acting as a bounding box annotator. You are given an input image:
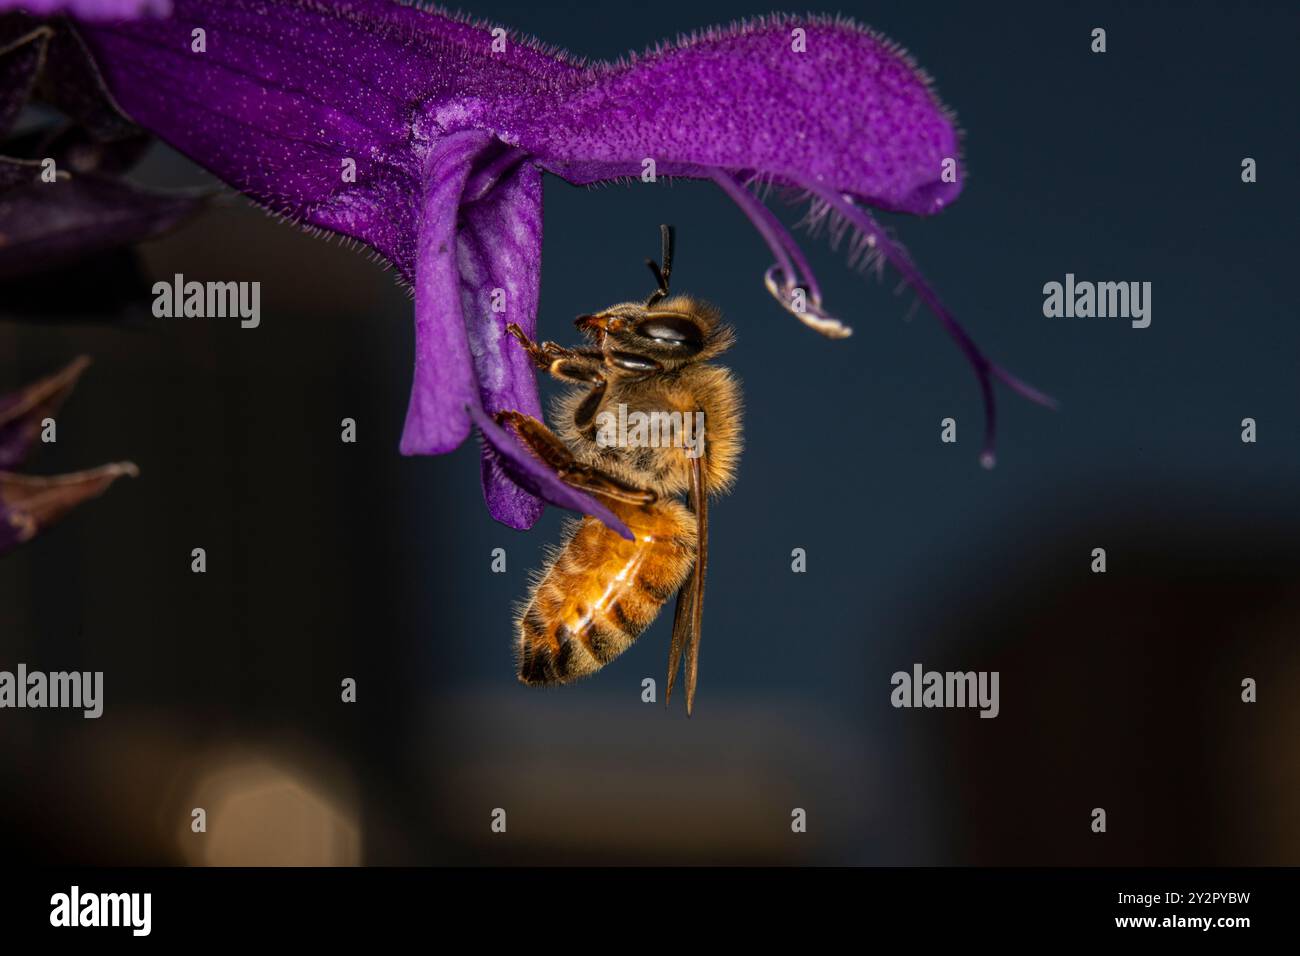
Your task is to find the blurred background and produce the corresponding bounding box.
[1,0,1297,865]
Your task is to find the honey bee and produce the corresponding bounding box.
[498,225,742,715]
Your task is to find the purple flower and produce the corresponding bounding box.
[4,0,1052,534]
[1,10,207,284]
[0,356,138,554]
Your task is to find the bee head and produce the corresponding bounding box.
[573,225,734,368]
[575,296,733,367]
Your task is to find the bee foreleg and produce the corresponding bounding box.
[505,323,603,381]
[504,322,557,368]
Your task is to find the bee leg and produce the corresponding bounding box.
[495,411,657,505]
[505,323,595,373]
[505,325,609,391]
[547,357,607,387]
[494,410,580,471]
[504,323,555,367]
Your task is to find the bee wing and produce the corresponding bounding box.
[666,452,708,715]
[665,569,692,708]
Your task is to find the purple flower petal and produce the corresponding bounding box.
[507,17,963,216]
[458,148,546,529]
[398,128,490,456]
[74,3,557,515]
[0,355,89,468]
[73,0,536,276]
[0,461,137,555]
[469,402,632,541]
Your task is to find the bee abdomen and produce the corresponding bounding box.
[515,506,696,686]
[517,616,631,685]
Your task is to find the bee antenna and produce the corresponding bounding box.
[645,224,675,306]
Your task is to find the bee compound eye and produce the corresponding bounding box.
[636,316,703,349]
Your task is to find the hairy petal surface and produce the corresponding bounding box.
[507,17,963,215]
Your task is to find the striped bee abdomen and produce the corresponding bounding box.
[516,499,697,685]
